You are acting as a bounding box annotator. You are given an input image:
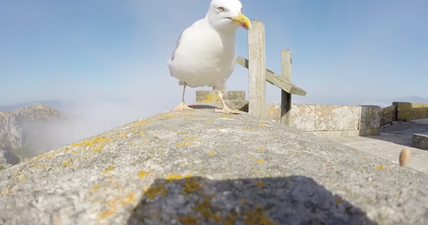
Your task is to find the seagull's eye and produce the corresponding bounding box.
[218,6,224,12]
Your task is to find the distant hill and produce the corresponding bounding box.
[0,100,63,112]
[0,103,67,168]
[396,96,428,103]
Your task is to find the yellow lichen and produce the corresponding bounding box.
[62,159,72,166]
[139,171,150,178]
[253,159,265,164]
[104,166,115,171]
[194,195,213,219]
[224,212,238,225]
[99,209,116,219]
[201,92,219,102]
[177,215,199,225]
[208,120,212,123]
[134,119,153,126]
[209,151,214,155]
[123,192,136,204]
[166,173,192,180]
[167,174,183,180]
[184,137,198,141]
[72,137,109,147]
[144,185,167,200]
[71,137,109,152]
[183,178,201,193]
[258,122,265,126]
[243,206,276,225]
[18,175,26,182]
[177,137,201,147]
[376,165,389,170]
[258,148,264,151]
[97,191,139,220]
[90,184,101,192]
[254,182,265,188]
[210,212,223,222]
[139,132,144,136]
[93,145,104,151]
[221,116,232,119]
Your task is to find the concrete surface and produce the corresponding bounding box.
[2,109,428,225]
[329,121,428,173]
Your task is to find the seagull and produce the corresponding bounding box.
[167,0,251,114]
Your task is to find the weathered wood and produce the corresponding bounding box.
[281,49,292,125]
[247,20,266,119]
[236,56,306,96]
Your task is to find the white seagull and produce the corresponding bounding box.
[167,0,251,114]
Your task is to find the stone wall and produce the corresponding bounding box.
[393,102,428,122]
[194,91,428,137]
[265,104,381,137]
[381,105,396,125]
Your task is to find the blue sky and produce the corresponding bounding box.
[1,0,427,114]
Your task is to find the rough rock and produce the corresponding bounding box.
[0,104,65,166]
[1,109,428,225]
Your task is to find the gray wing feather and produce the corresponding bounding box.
[170,31,183,61]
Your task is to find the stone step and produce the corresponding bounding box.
[412,133,428,150]
[195,90,246,102]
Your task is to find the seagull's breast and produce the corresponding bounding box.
[168,20,237,87]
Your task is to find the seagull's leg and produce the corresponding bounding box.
[172,83,193,111]
[213,90,242,114]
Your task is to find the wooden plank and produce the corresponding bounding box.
[236,56,307,96]
[281,49,292,125]
[247,20,266,119]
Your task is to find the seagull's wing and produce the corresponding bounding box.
[170,31,183,62]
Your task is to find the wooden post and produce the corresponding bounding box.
[248,20,266,119]
[280,49,292,125]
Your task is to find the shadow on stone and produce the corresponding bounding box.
[188,104,218,110]
[188,103,249,112]
[127,176,377,225]
[0,149,20,165]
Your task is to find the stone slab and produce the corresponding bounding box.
[315,105,360,131]
[1,109,428,224]
[359,106,381,130]
[413,133,428,150]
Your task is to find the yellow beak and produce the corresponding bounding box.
[231,13,251,30]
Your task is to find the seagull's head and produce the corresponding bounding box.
[207,0,251,33]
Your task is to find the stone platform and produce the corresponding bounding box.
[413,133,428,150]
